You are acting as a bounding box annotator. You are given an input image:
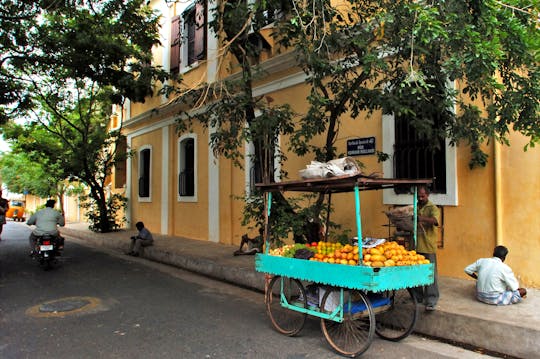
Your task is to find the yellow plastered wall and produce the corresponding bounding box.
[219,155,237,246]
[439,144,497,279]
[224,78,540,287]
[64,195,85,223]
[497,133,540,287]
[129,128,162,234]
[170,125,209,241]
[262,82,392,241]
[122,0,540,286]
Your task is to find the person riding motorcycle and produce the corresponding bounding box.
[27,199,65,255]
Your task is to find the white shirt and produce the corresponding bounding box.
[27,207,65,236]
[464,257,519,294]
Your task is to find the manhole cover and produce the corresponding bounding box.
[39,298,91,313]
[26,296,104,318]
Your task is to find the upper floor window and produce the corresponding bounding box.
[257,0,290,27]
[170,1,206,73]
[138,146,152,200]
[178,135,197,201]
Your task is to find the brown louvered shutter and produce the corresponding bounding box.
[170,15,181,72]
[194,1,206,61]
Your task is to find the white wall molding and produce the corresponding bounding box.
[161,126,170,234]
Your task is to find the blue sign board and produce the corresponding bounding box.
[347,137,376,156]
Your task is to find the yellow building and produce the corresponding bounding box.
[118,1,540,287]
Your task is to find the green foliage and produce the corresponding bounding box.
[184,0,539,237]
[0,0,159,232]
[0,0,170,124]
[0,152,59,198]
[240,190,331,248]
[333,228,354,246]
[240,192,301,248]
[275,0,540,168]
[80,192,127,232]
[1,82,127,231]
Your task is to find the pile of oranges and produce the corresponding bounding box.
[310,242,359,265]
[269,240,430,268]
[363,241,430,267]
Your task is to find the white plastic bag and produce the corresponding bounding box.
[299,157,361,179]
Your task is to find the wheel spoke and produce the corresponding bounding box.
[321,289,375,357]
[266,276,307,336]
[375,289,418,341]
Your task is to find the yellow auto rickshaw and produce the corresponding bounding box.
[6,200,25,221]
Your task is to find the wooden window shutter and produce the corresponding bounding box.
[170,15,181,72]
[194,1,206,60]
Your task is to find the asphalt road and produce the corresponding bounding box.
[0,221,496,359]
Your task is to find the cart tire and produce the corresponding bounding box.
[266,276,307,336]
[375,288,418,341]
[320,288,375,357]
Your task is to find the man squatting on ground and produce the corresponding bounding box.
[127,221,153,257]
[464,245,527,305]
[234,228,264,256]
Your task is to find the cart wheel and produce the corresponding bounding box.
[375,288,418,341]
[266,276,307,336]
[320,288,375,357]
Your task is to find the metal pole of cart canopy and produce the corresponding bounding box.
[324,193,331,242]
[413,186,417,249]
[264,191,273,254]
[354,184,363,261]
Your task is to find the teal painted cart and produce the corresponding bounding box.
[255,174,434,357]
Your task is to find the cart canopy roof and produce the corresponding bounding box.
[255,174,433,194]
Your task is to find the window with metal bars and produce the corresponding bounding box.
[179,138,195,197]
[249,160,263,194]
[393,115,446,194]
[138,148,151,198]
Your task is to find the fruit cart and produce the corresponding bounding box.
[255,174,434,357]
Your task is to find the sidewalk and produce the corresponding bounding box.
[61,222,539,358]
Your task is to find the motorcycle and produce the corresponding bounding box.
[32,234,63,270]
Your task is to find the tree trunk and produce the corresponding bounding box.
[89,184,111,233]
